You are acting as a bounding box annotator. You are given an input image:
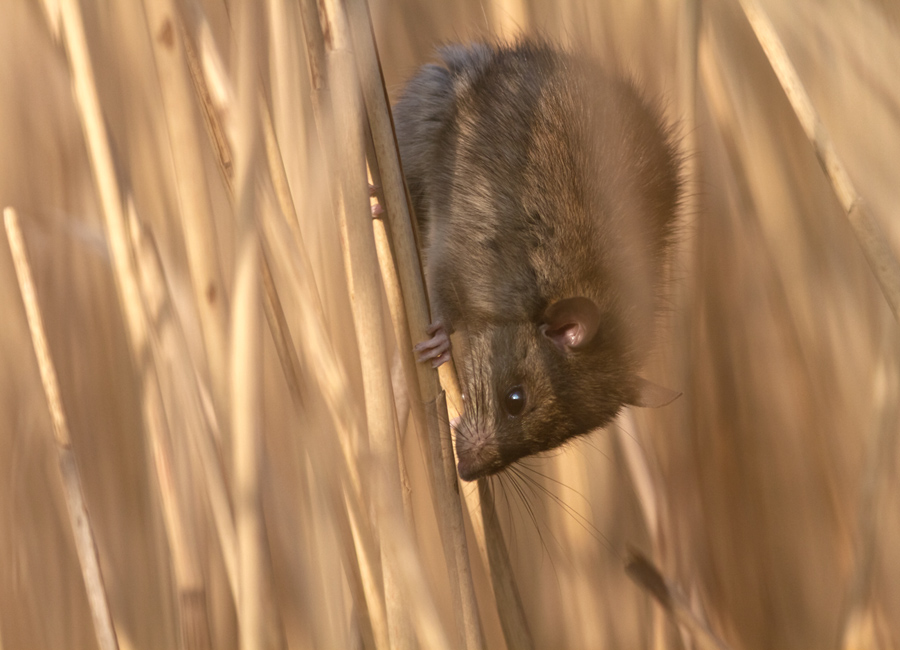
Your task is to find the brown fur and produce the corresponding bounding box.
[393,40,680,480]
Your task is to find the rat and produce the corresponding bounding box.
[391,40,681,481]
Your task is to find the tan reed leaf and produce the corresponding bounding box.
[142,0,231,417]
[51,0,225,642]
[4,207,120,650]
[126,200,238,608]
[439,364,533,650]
[342,2,487,648]
[320,0,417,644]
[229,0,268,648]
[258,183,390,649]
[737,0,900,325]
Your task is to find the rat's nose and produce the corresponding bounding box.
[454,421,501,481]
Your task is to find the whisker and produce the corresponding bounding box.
[512,464,620,561]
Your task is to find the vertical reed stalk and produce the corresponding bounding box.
[320,0,414,643]
[142,0,231,417]
[140,365,213,650]
[366,143,419,443]
[839,357,899,647]
[474,482,534,650]
[440,361,533,650]
[177,3,235,193]
[127,199,237,620]
[342,2,486,648]
[231,1,266,648]
[174,18,337,641]
[176,0,331,437]
[258,192,391,649]
[54,0,219,643]
[56,0,145,348]
[616,413,666,650]
[4,207,119,650]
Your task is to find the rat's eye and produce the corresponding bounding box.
[503,386,526,417]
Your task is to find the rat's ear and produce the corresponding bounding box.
[627,376,681,408]
[540,297,601,352]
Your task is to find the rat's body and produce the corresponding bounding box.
[393,41,680,481]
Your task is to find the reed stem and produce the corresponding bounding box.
[4,207,119,650]
[343,2,486,647]
[737,0,900,324]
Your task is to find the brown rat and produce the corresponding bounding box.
[393,40,681,481]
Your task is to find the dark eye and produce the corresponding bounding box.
[503,385,526,417]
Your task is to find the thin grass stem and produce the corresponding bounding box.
[142,0,231,418]
[4,207,120,650]
[737,0,900,324]
[342,2,486,648]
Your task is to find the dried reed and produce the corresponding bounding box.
[737,0,900,324]
[2,0,899,648]
[4,207,119,650]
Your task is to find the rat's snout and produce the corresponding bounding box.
[454,418,503,481]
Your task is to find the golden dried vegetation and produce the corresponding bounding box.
[0,0,898,648]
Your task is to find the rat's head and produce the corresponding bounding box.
[453,297,677,481]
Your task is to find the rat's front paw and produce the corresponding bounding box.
[414,322,451,367]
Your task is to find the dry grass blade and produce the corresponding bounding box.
[368,187,417,522]
[839,355,899,648]
[231,229,265,650]
[4,207,119,650]
[616,413,667,650]
[178,6,235,193]
[142,0,231,416]
[127,200,238,611]
[176,0,326,425]
[37,0,61,40]
[737,0,900,324]
[476,481,534,650]
[138,357,212,650]
[489,0,528,38]
[53,0,219,643]
[626,550,730,650]
[10,0,898,647]
[255,173,385,644]
[616,412,662,555]
[261,102,306,252]
[231,0,267,648]
[440,360,532,650]
[343,2,485,648]
[56,0,147,349]
[372,211,418,438]
[259,157,451,650]
[366,142,419,446]
[258,189,391,650]
[321,0,416,643]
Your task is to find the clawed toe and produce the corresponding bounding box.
[414,322,451,367]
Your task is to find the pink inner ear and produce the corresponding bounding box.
[543,322,587,349]
[541,297,600,352]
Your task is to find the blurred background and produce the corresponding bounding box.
[0,0,898,648]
